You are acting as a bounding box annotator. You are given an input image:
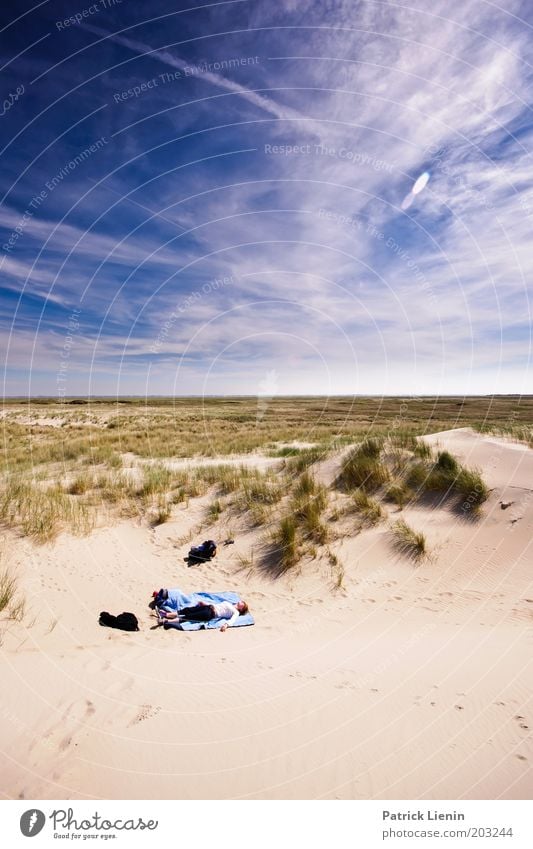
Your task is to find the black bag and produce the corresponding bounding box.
[186,539,217,564]
[99,611,139,631]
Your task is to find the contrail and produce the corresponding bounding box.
[84,25,321,138]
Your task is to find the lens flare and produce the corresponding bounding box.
[412,171,430,195]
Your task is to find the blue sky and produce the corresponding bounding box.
[1,0,532,397]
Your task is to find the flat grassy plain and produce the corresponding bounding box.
[2,395,532,469]
[0,395,531,548]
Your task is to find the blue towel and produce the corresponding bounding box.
[160,589,255,630]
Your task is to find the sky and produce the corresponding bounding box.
[0,0,532,398]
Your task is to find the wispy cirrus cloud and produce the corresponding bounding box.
[1,0,532,395]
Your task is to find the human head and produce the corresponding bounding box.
[236,600,248,615]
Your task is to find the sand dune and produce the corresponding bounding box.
[0,429,531,799]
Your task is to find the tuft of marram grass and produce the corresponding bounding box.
[0,477,94,542]
[241,476,282,506]
[338,440,389,493]
[391,519,427,559]
[338,449,389,492]
[405,450,488,511]
[384,481,414,509]
[298,499,329,543]
[390,432,419,452]
[455,467,489,509]
[436,450,459,474]
[413,440,432,459]
[67,472,93,495]
[291,473,328,542]
[0,569,17,613]
[138,463,173,497]
[8,596,26,621]
[0,567,26,622]
[352,489,384,525]
[358,437,384,458]
[152,496,171,526]
[293,471,317,498]
[284,445,328,474]
[208,499,223,520]
[269,446,301,458]
[271,516,298,571]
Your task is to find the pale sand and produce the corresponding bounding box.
[0,429,532,800]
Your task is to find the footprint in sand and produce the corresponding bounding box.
[515,754,527,762]
[41,697,97,748]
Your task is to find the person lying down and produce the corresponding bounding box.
[159,599,248,631]
[153,588,252,631]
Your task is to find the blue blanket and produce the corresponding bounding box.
[159,589,255,630]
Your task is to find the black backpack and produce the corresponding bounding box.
[186,539,217,564]
[99,611,139,631]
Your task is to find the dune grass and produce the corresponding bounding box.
[138,463,173,497]
[0,569,18,614]
[454,467,489,509]
[0,566,26,623]
[284,445,329,474]
[384,481,414,509]
[268,445,302,458]
[405,450,488,510]
[0,398,503,546]
[391,519,427,559]
[3,395,532,475]
[270,516,298,572]
[152,495,172,526]
[292,473,329,542]
[352,489,384,525]
[474,422,533,449]
[66,471,93,495]
[0,476,94,542]
[337,438,389,492]
[241,475,283,506]
[208,499,223,520]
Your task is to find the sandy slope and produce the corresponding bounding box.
[0,429,532,800]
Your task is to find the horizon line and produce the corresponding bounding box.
[2,393,531,401]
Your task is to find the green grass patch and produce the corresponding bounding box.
[337,441,389,492]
